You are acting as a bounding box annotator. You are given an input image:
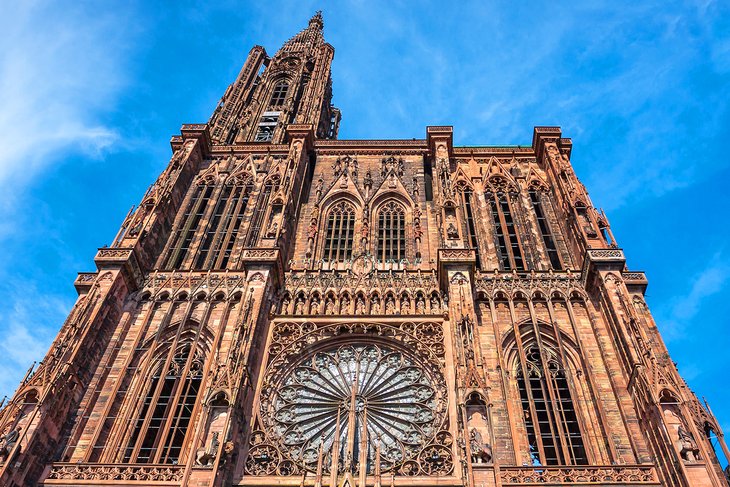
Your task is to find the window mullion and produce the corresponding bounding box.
[336,211,344,262]
[130,344,177,462]
[213,186,242,269]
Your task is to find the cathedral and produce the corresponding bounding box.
[2,12,729,487]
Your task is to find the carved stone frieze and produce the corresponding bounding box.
[46,463,184,482]
[499,465,657,485]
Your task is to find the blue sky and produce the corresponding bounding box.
[1,0,729,461]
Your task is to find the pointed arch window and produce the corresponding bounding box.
[166,183,214,270]
[461,188,481,268]
[486,189,524,271]
[123,342,204,464]
[323,201,355,263]
[516,339,587,466]
[529,189,562,270]
[195,177,255,269]
[376,201,406,264]
[247,177,277,246]
[269,80,289,107]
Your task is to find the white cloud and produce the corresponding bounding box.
[655,253,730,341]
[0,2,134,213]
[0,284,71,399]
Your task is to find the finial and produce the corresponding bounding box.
[309,10,324,30]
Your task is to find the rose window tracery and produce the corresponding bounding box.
[266,343,444,474]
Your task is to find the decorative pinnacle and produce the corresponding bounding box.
[309,10,324,30]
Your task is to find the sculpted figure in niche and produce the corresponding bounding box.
[385,295,396,315]
[371,295,381,314]
[332,158,342,176]
[325,297,336,315]
[469,429,492,464]
[355,296,366,315]
[195,431,220,467]
[340,295,350,314]
[400,295,410,314]
[0,427,20,464]
[364,170,373,189]
[431,294,440,313]
[678,426,700,462]
[310,296,320,315]
[295,296,306,315]
[447,221,459,239]
[416,296,426,315]
[266,220,279,238]
[281,295,291,314]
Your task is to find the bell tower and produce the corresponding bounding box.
[209,11,341,145]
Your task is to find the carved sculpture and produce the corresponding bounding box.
[469,429,492,464]
[371,295,381,314]
[355,296,366,315]
[295,297,306,315]
[385,295,396,315]
[678,426,700,462]
[195,431,220,467]
[325,297,335,315]
[0,427,19,464]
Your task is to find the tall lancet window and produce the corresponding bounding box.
[461,188,481,268]
[323,201,355,263]
[124,342,204,464]
[247,177,277,246]
[166,183,214,270]
[529,189,562,270]
[516,338,587,466]
[269,80,289,107]
[195,176,255,269]
[486,187,524,271]
[376,201,406,264]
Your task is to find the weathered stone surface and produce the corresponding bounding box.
[0,12,726,487]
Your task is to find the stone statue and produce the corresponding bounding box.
[340,295,350,314]
[385,295,396,315]
[0,427,20,464]
[310,297,320,315]
[195,431,220,467]
[678,426,700,462]
[416,296,426,315]
[281,295,291,314]
[371,295,381,314]
[469,429,492,464]
[430,295,440,312]
[325,297,335,315]
[355,296,366,315]
[400,296,410,314]
[266,221,279,238]
[447,222,459,239]
[295,297,306,315]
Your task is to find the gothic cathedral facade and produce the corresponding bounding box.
[1,13,728,487]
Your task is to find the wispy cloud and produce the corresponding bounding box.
[655,252,730,342]
[0,282,71,399]
[0,2,135,218]
[0,1,140,398]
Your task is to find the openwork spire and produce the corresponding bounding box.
[276,11,325,56]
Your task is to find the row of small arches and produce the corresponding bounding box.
[475,289,588,302]
[135,289,246,303]
[280,290,444,316]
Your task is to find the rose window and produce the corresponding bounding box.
[266,343,445,473]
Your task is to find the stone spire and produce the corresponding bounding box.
[276,11,325,56]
